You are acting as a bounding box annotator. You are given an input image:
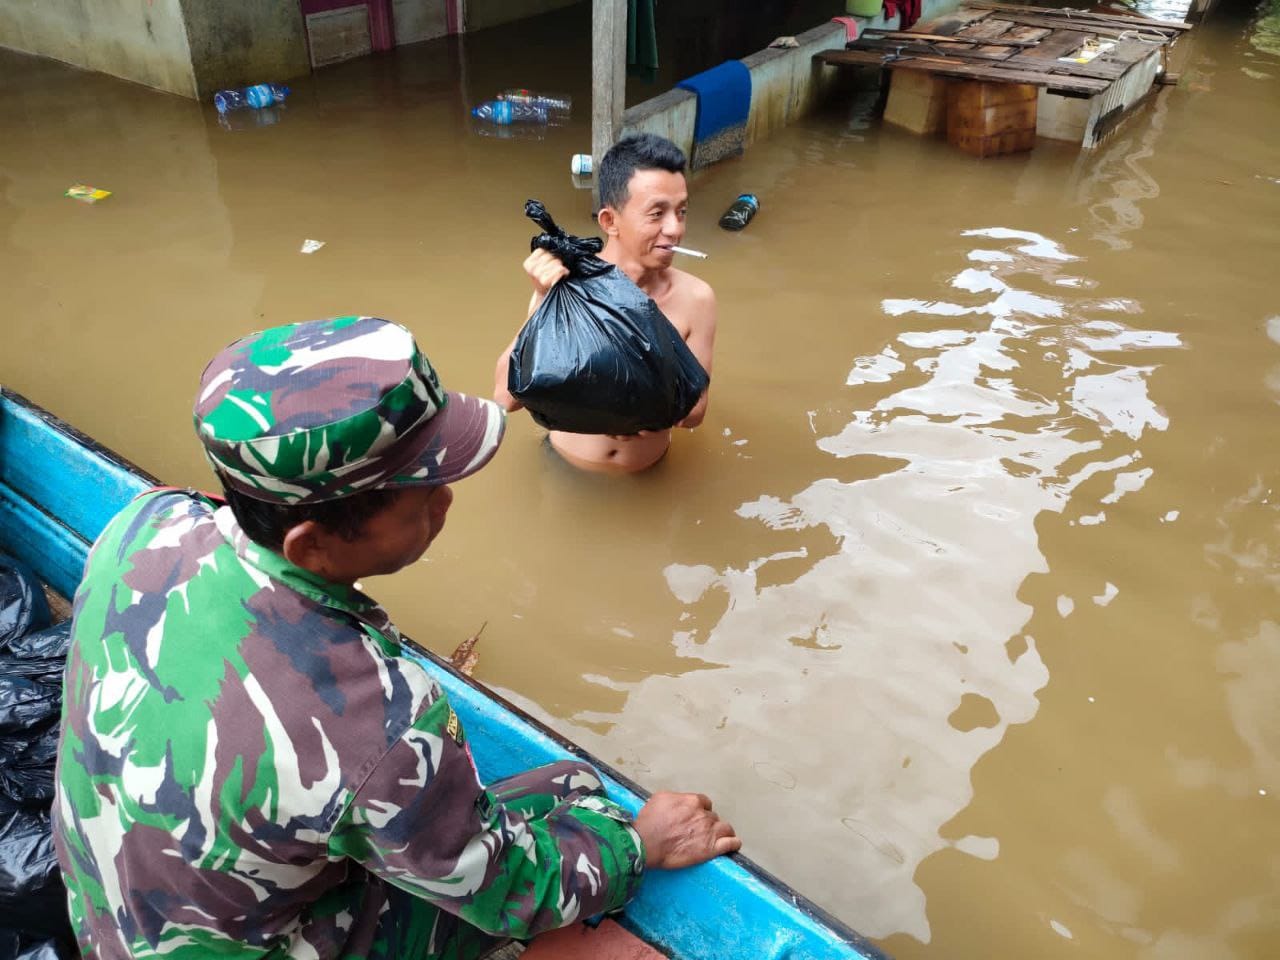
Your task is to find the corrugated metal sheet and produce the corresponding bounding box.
[1084,50,1162,147]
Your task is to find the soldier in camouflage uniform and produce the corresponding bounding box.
[54,317,739,959]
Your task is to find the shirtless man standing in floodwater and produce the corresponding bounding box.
[494,133,716,473]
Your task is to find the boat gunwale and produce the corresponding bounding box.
[1,385,162,489]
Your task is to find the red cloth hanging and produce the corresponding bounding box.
[831,15,861,43]
[883,0,923,30]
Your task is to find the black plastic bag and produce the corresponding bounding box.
[15,939,68,960]
[0,621,75,955]
[0,622,71,808]
[0,929,67,960]
[0,801,71,944]
[0,554,50,653]
[507,200,709,435]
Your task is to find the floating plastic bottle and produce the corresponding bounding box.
[718,193,759,231]
[214,83,290,114]
[498,88,572,119]
[472,120,546,142]
[471,100,549,125]
[570,153,592,175]
[218,105,284,131]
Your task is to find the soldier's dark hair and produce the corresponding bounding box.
[221,484,402,551]
[598,134,687,211]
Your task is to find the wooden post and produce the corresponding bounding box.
[591,0,627,207]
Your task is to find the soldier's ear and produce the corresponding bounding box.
[282,521,329,578]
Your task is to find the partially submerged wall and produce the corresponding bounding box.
[740,23,850,150]
[621,0,963,166]
[621,88,701,162]
[620,22,848,164]
[1,0,579,99]
[0,0,309,99]
[393,0,455,44]
[0,0,196,98]
[180,0,310,98]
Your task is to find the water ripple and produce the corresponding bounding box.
[564,228,1183,942]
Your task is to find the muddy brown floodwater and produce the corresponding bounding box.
[2,1,1278,957]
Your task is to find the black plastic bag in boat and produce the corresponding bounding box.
[0,799,73,949]
[0,620,75,953]
[17,940,69,960]
[507,200,709,435]
[0,554,51,652]
[0,929,69,960]
[0,621,72,807]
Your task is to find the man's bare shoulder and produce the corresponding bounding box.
[666,270,717,335]
[656,268,716,338]
[670,266,716,305]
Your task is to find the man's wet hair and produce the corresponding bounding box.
[598,134,687,211]
[222,484,401,551]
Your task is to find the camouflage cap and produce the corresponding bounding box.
[194,316,505,504]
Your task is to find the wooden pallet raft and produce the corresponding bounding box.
[815,2,1189,152]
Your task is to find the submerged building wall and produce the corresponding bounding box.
[622,0,963,166]
[0,0,585,100]
[0,0,308,99]
[180,0,310,100]
[0,0,197,98]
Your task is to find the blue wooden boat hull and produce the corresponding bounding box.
[0,387,889,960]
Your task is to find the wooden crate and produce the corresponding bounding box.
[884,70,950,136]
[946,81,1038,158]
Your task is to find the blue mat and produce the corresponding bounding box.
[676,60,752,168]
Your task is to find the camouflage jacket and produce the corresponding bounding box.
[53,490,645,958]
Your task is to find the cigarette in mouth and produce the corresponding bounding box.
[662,245,709,259]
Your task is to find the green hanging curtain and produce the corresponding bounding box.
[628,0,659,82]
